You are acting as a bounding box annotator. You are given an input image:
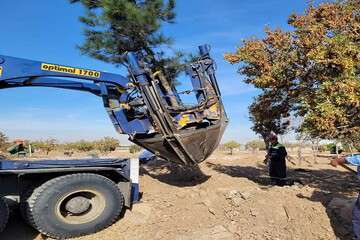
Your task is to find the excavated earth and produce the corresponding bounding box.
[0,150,359,240]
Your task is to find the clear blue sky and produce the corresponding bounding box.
[0,0,314,144]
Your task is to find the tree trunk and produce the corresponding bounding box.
[260,132,270,150]
[349,142,354,154]
[297,135,306,166]
[311,138,319,164]
[157,72,180,108]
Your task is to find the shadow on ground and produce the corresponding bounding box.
[140,160,210,187]
[0,210,39,240]
[207,161,360,240]
[298,190,355,240]
[206,162,271,186]
[206,161,360,193]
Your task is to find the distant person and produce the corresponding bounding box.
[265,133,288,186]
[330,154,360,239]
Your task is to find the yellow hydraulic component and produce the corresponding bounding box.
[116,86,126,93]
[120,103,130,110]
[152,70,162,78]
[178,114,191,127]
[209,103,219,113]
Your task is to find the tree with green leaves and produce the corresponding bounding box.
[225,0,359,145]
[223,141,240,155]
[70,0,186,80]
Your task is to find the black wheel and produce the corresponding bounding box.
[26,173,124,239]
[0,197,9,232]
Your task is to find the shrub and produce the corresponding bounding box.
[318,144,328,152]
[129,145,142,154]
[32,139,57,155]
[223,141,241,155]
[94,137,119,153]
[72,140,95,152]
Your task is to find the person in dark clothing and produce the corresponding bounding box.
[265,133,288,186]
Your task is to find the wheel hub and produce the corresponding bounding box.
[56,189,106,224]
[65,196,91,215]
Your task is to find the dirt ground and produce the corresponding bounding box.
[0,150,359,240]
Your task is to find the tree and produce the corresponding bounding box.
[129,144,142,154]
[245,140,266,151]
[73,140,95,152]
[32,139,57,155]
[70,0,186,80]
[0,132,9,152]
[223,141,240,155]
[94,137,120,153]
[225,0,359,145]
[249,92,291,147]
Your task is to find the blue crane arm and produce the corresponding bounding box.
[0,45,228,165]
[0,77,103,96]
[0,54,130,88]
[0,53,154,135]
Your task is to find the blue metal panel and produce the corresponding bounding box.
[0,159,129,170]
[127,53,148,85]
[2,77,102,95]
[112,110,152,134]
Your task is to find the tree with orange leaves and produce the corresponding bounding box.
[225,0,359,145]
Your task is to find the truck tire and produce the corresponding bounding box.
[0,197,9,232]
[20,188,36,227]
[26,173,124,239]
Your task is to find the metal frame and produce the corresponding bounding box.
[0,158,133,207]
